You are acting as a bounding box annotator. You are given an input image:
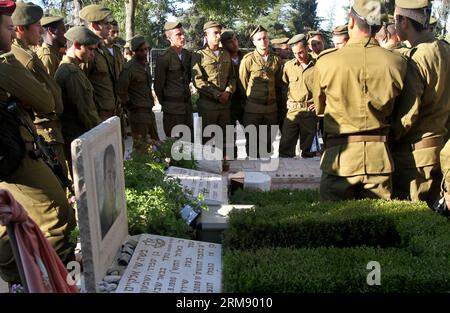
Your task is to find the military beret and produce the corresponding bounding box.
[12,2,43,26]
[287,34,306,45]
[164,21,182,31]
[395,0,430,9]
[41,15,64,27]
[271,37,289,45]
[130,35,147,51]
[79,4,112,23]
[64,26,99,46]
[307,30,323,40]
[116,37,126,47]
[250,25,267,39]
[332,24,348,35]
[352,0,388,26]
[203,21,222,31]
[0,1,16,15]
[220,30,235,42]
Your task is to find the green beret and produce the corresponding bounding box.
[164,21,182,31]
[287,34,306,46]
[41,15,64,27]
[64,26,99,46]
[79,4,112,23]
[203,21,222,31]
[250,25,267,39]
[352,0,388,26]
[307,30,323,40]
[220,30,235,42]
[130,35,147,51]
[12,2,43,26]
[332,24,348,35]
[395,0,430,9]
[271,37,289,45]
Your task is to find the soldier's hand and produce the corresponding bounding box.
[218,92,231,104]
[287,100,295,110]
[308,102,316,112]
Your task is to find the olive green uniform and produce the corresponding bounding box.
[154,47,193,140]
[118,58,159,142]
[36,42,62,78]
[0,51,76,283]
[11,38,68,176]
[392,32,450,206]
[440,140,450,196]
[54,55,102,173]
[192,47,236,148]
[279,58,317,158]
[313,37,408,201]
[239,50,282,158]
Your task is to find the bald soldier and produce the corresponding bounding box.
[332,25,349,49]
[307,30,326,59]
[279,34,317,159]
[54,26,102,175]
[11,2,68,176]
[154,21,193,141]
[391,0,450,207]
[118,35,159,147]
[192,21,236,153]
[36,15,66,77]
[0,0,75,285]
[239,25,282,158]
[314,0,408,201]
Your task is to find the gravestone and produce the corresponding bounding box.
[71,117,129,293]
[116,234,222,293]
[244,172,272,191]
[172,141,223,174]
[165,167,227,206]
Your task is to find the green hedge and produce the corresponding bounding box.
[224,190,450,292]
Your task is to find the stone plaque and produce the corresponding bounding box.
[71,117,129,293]
[116,234,222,293]
[165,166,227,205]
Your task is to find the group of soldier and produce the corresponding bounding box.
[0,0,450,288]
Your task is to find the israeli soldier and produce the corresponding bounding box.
[0,0,76,285]
[118,35,159,147]
[239,25,282,158]
[332,25,349,49]
[154,21,193,141]
[192,21,236,154]
[54,26,102,175]
[375,15,405,50]
[307,30,325,59]
[391,0,450,207]
[271,37,290,136]
[279,34,317,158]
[36,15,66,77]
[313,0,408,201]
[11,2,68,176]
[104,19,124,80]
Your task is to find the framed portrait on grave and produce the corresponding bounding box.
[71,117,128,292]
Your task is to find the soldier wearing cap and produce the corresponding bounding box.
[118,35,159,148]
[11,1,68,177]
[0,0,76,285]
[79,4,119,121]
[104,19,124,83]
[54,26,102,174]
[279,34,317,158]
[313,0,408,201]
[271,37,290,60]
[123,41,132,61]
[36,15,66,77]
[375,15,404,50]
[307,30,325,59]
[154,21,193,141]
[192,21,236,154]
[391,0,450,207]
[221,30,247,158]
[239,25,282,158]
[332,25,349,49]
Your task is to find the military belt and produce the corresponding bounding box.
[288,101,308,110]
[394,136,443,151]
[325,135,387,149]
[248,98,276,106]
[164,96,188,103]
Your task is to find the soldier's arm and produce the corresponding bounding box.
[39,54,53,76]
[225,57,236,94]
[117,66,131,107]
[154,55,167,103]
[0,60,55,114]
[312,65,326,116]
[391,59,424,141]
[280,65,289,103]
[191,52,222,99]
[238,57,250,96]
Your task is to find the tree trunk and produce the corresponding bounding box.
[125,0,137,41]
[73,0,82,26]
